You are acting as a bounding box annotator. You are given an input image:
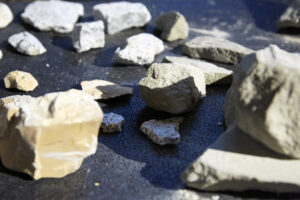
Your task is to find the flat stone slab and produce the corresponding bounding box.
[277,1,300,29]
[0,3,13,29]
[4,70,39,92]
[101,112,125,133]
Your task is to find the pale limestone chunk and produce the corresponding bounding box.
[0,3,13,29]
[4,70,39,92]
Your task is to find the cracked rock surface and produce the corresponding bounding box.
[4,70,39,92]
[101,112,125,133]
[0,3,13,29]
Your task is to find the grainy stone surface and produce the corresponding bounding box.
[0,3,13,29]
[101,112,125,133]
[4,70,38,92]
[277,1,300,29]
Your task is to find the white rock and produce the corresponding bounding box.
[101,112,125,133]
[183,36,254,64]
[72,20,105,53]
[0,50,2,60]
[93,1,151,35]
[277,1,300,29]
[140,117,183,145]
[139,63,206,114]
[0,3,13,29]
[4,70,39,92]
[113,33,164,66]
[8,31,46,56]
[21,1,84,33]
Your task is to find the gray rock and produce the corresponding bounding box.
[140,117,183,145]
[0,3,13,29]
[93,1,151,35]
[277,1,300,29]
[183,36,254,64]
[114,33,164,66]
[72,21,105,53]
[8,32,46,56]
[139,63,206,114]
[101,112,125,133]
[21,1,84,33]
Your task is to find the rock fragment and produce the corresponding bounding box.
[139,63,206,114]
[140,117,183,145]
[8,31,46,56]
[4,70,39,92]
[93,1,151,35]
[277,1,300,29]
[101,112,125,133]
[0,50,2,60]
[0,3,13,29]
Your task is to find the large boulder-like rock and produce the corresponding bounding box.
[0,3,13,29]
[4,70,39,92]
[277,1,300,29]
[0,90,103,180]
[93,1,151,35]
[139,63,206,114]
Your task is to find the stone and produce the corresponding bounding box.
[0,50,2,60]
[8,32,46,56]
[4,70,39,92]
[113,33,164,66]
[140,117,183,145]
[80,79,133,100]
[0,89,103,180]
[183,36,254,64]
[181,123,300,193]
[0,3,13,29]
[72,20,105,53]
[101,112,125,133]
[93,1,151,35]
[163,56,232,85]
[277,1,300,29]
[21,1,84,33]
[155,11,189,41]
[139,63,206,114]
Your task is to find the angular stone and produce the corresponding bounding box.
[72,20,105,53]
[163,56,232,85]
[4,70,39,92]
[113,33,164,66]
[139,63,206,114]
[140,117,183,145]
[8,32,46,56]
[101,112,125,133]
[181,124,300,193]
[80,79,133,100]
[93,1,151,35]
[277,1,300,29]
[0,90,103,180]
[155,11,189,41]
[21,1,84,33]
[0,3,13,29]
[183,36,254,64]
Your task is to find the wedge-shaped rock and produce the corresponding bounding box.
[163,56,232,85]
[93,1,151,35]
[0,3,13,29]
[72,21,105,53]
[277,1,300,29]
[183,36,254,64]
[0,90,103,180]
[139,63,206,114]
[182,124,300,193]
[80,79,133,100]
[8,32,46,56]
[114,33,164,66]
[4,70,38,92]
[140,117,183,145]
[101,112,125,133]
[21,1,84,33]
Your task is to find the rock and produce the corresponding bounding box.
[277,1,300,29]
[80,79,133,100]
[93,1,151,35]
[0,3,13,29]
[101,112,125,133]
[140,117,183,145]
[0,90,103,180]
[139,63,206,114]
[0,50,2,60]
[72,20,105,53]
[163,56,232,85]
[4,70,39,92]
[183,36,254,64]
[155,11,189,41]
[21,1,84,33]
[113,33,164,66]
[181,123,300,193]
[8,32,46,56]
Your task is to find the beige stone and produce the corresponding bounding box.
[4,70,39,92]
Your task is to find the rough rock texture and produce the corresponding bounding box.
[21,1,84,33]
[4,70,39,92]
[139,63,206,114]
[163,56,232,85]
[0,90,103,180]
[113,33,164,66]
[72,21,105,53]
[277,1,300,29]
[181,123,300,193]
[101,112,125,133]
[0,3,13,29]
[8,32,46,56]
[183,36,254,64]
[155,11,189,41]
[93,1,151,35]
[140,117,183,145]
[80,79,133,100]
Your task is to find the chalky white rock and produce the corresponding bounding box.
[0,3,13,29]
[4,70,39,92]
[277,1,300,29]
